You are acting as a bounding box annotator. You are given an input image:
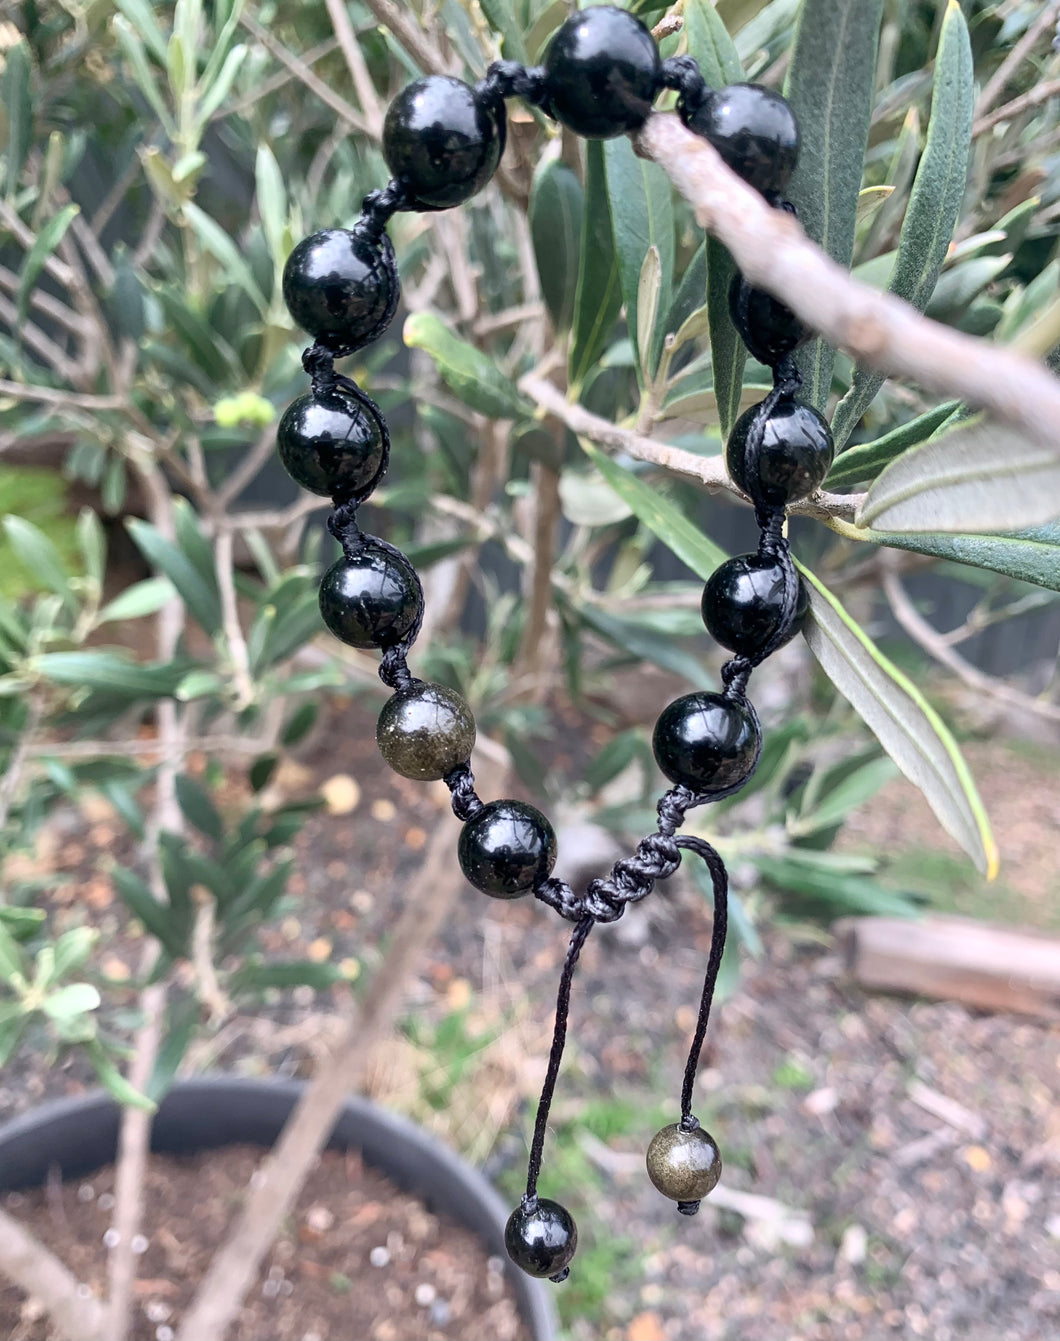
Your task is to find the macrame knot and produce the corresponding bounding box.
[327,500,363,559]
[660,55,711,118]
[444,764,485,822]
[480,60,548,107]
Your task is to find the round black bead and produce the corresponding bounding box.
[702,553,809,658]
[505,1198,577,1281]
[282,228,395,349]
[458,799,556,899]
[377,682,476,781]
[684,83,799,195]
[383,76,506,210]
[318,543,422,650]
[729,274,808,367]
[541,6,660,139]
[276,390,385,499]
[726,397,834,507]
[652,692,760,795]
[646,1123,722,1203]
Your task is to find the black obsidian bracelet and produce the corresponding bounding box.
[275,5,834,1285]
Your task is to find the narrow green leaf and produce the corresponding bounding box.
[477,0,528,62]
[114,0,169,63]
[569,141,622,393]
[126,519,223,635]
[255,143,287,265]
[97,577,177,624]
[0,922,25,983]
[683,0,743,87]
[0,907,45,940]
[572,599,710,686]
[636,245,663,384]
[529,159,583,333]
[665,243,707,346]
[2,515,74,606]
[113,17,176,138]
[0,1017,27,1068]
[798,564,997,877]
[858,421,1060,533]
[147,993,199,1101]
[855,522,1060,591]
[42,982,101,1022]
[86,1040,156,1112]
[175,773,223,842]
[786,0,885,411]
[825,401,960,488]
[182,201,267,314]
[2,40,33,196]
[582,442,728,576]
[34,651,191,698]
[403,312,531,419]
[791,756,897,836]
[51,927,97,980]
[112,867,185,956]
[832,2,973,446]
[17,204,79,326]
[751,854,920,917]
[197,43,247,126]
[604,136,674,378]
[229,959,347,992]
[76,509,106,592]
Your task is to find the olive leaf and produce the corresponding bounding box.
[569,141,622,393]
[862,523,1060,592]
[683,0,746,438]
[799,565,997,877]
[604,137,674,381]
[581,442,728,575]
[403,312,532,419]
[786,0,885,412]
[825,400,960,487]
[529,158,583,333]
[832,1,973,447]
[858,421,1060,534]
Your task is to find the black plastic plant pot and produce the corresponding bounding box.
[0,1076,557,1341]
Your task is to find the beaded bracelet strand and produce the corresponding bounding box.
[274,6,835,1285]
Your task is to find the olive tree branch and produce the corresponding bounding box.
[518,369,861,523]
[0,1208,106,1341]
[635,112,1060,455]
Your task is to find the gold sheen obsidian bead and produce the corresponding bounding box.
[646,1122,722,1204]
[376,682,476,781]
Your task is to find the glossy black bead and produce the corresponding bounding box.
[383,76,506,210]
[505,1198,577,1281]
[276,390,385,499]
[702,553,808,657]
[458,799,556,899]
[318,543,422,650]
[376,682,476,781]
[729,274,808,366]
[684,83,799,195]
[646,1123,722,1203]
[726,397,834,507]
[282,228,395,349]
[652,692,760,795]
[541,6,660,139]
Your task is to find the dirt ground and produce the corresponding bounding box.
[0,695,1057,1341]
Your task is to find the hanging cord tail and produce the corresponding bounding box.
[673,834,729,1125]
[524,915,594,1203]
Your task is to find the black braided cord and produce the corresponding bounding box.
[291,47,812,1272]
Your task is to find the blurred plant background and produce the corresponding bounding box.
[0,1,1058,1338]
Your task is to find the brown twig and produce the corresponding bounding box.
[881,558,1060,724]
[238,11,371,134]
[360,0,456,77]
[517,460,561,690]
[324,0,385,137]
[974,77,1060,137]
[636,112,1060,454]
[518,369,861,523]
[0,1207,106,1341]
[974,3,1060,120]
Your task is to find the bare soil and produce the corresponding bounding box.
[0,1145,528,1341]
